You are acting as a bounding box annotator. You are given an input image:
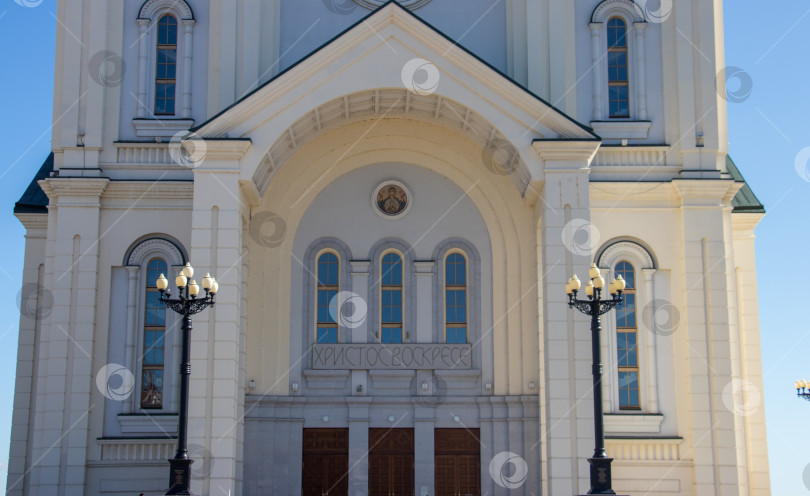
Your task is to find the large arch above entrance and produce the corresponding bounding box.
[252,88,532,197]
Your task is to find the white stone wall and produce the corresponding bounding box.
[7,1,771,495]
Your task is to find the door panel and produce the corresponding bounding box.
[369,428,414,496]
[435,429,480,496]
[302,429,349,496]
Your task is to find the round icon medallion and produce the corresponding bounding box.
[372,181,412,219]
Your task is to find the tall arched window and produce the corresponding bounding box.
[607,17,629,118]
[445,253,467,344]
[142,258,167,409]
[615,260,639,409]
[380,252,403,343]
[155,14,178,115]
[316,252,339,344]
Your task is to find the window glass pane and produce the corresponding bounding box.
[607,17,627,47]
[147,259,167,287]
[382,253,402,285]
[318,253,338,286]
[158,15,177,45]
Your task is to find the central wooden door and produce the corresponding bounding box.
[369,428,414,496]
[435,429,481,496]
[302,429,349,496]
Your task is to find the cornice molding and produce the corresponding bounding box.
[38,178,110,202]
[731,212,765,234]
[192,140,252,163]
[672,179,742,207]
[532,140,601,167]
[14,213,49,231]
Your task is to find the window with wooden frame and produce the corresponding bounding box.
[607,16,630,118]
[380,252,403,344]
[614,260,640,409]
[316,252,339,344]
[142,258,167,409]
[155,14,178,115]
[445,252,467,344]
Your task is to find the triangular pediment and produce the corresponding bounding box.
[194,1,596,142]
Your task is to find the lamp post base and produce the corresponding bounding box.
[165,458,195,495]
[578,457,628,495]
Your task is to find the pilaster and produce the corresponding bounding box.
[533,140,599,495]
[672,179,745,495]
[7,214,48,496]
[188,140,250,495]
[30,178,108,496]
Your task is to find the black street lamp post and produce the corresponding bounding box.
[795,380,810,402]
[566,264,627,496]
[156,263,218,496]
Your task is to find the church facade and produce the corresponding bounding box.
[9,1,770,495]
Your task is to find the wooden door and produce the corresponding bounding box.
[435,429,481,496]
[302,429,349,496]
[369,428,414,496]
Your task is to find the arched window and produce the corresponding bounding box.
[155,14,178,115]
[607,17,629,118]
[615,260,639,409]
[445,253,467,344]
[380,252,403,343]
[142,257,167,409]
[316,252,339,344]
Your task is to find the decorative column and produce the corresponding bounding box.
[30,178,109,496]
[187,139,251,496]
[136,18,150,118]
[641,268,659,413]
[181,19,195,119]
[589,23,604,122]
[633,22,648,121]
[124,265,140,413]
[532,140,600,496]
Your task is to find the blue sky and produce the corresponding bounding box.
[0,0,808,494]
